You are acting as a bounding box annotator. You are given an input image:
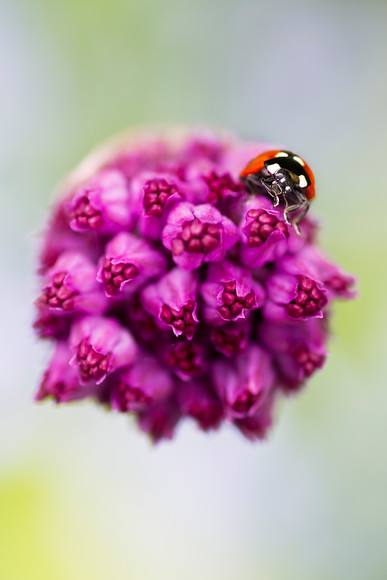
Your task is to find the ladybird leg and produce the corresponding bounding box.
[283,199,301,226]
[284,203,299,221]
[293,223,300,236]
[260,176,282,205]
[285,199,310,235]
[292,201,310,235]
[283,188,307,220]
[283,198,294,225]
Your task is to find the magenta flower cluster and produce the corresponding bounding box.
[34,129,355,443]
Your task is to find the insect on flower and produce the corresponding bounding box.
[33,128,355,444]
[240,150,316,235]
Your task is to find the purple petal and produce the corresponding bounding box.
[112,355,173,412]
[97,232,166,296]
[212,346,273,419]
[162,202,239,270]
[264,271,328,322]
[233,392,276,441]
[178,380,223,431]
[66,169,133,233]
[285,246,357,299]
[201,260,264,324]
[141,268,199,340]
[35,342,81,403]
[266,273,299,304]
[163,339,206,381]
[38,250,107,313]
[69,316,137,384]
[137,399,181,444]
[240,198,291,268]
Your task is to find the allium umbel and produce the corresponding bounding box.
[34,128,355,443]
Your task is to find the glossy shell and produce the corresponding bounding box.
[240,150,316,200]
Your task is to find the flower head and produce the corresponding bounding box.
[33,128,355,443]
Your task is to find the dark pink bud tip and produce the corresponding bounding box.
[116,381,151,412]
[36,372,74,403]
[232,391,260,415]
[131,295,159,339]
[293,345,325,378]
[160,300,197,338]
[139,403,179,444]
[173,219,220,255]
[325,275,351,294]
[166,342,203,378]
[202,170,241,203]
[33,308,72,339]
[40,271,78,311]
[211,327,246,356]
[69,195,103,230]
[285,276,327,318]
[247,209,289,247]
[102,258,139,295]
[143,178,182,217]
[160,300,197,339]
[217,281,255,320]
[76,338,111,382]
[188,401,223,431]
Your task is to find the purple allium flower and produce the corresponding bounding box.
[264,271,328,321]
[240,197,292,268]
[212,346,273,419]
[35,342,81,403]
[178,380,223,431]
[38,251,107,312]
[162,202,239,270]
[259,318,327,392]
[111,355,173,412]
[233,392,275,441]
[141,268,199,340]
[69,316,137,384]
[96,231,166,296]
[66,169,133,233]
[163,339,206,380]
[137,399,181,444]
[33,128,355,443]
[142,177,183,218]
[200,260,265,324]
[210,321,249,357]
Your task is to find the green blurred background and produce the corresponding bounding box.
[1,0,387,578]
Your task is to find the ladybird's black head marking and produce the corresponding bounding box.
[265,151,312,190]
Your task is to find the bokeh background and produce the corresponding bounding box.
[1,0,387,578]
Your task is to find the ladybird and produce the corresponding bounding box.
[240,150,315,235]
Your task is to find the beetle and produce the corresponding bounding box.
[240,150,315,235]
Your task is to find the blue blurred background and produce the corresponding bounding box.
[1,0,387,578]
